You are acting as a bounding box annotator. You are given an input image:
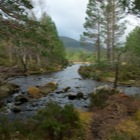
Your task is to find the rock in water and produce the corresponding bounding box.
[15,94,29,104]
[12,106,21,113]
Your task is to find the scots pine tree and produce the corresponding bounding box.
[82,0,126,62]
[81,0,103,62]
[102,0,126,61]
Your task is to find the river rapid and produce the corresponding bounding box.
[2,64,140,119]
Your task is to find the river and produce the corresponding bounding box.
[3,64,140,119]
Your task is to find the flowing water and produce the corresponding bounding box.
[3,64,140,119]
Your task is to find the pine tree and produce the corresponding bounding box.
[38,13,66,66]
[102,0,126,61]
[82,0,126,62]
[0,0,33,30]
[81,0,103,62]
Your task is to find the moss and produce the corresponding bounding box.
[27,86,41,98]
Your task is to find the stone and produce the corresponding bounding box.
[77,92,84,99]
[63,87,71,92]
[68,94,77,100]
[27,86,41,98]
[12,106,21,113]
[15,94,29,104]
[0,100,4,108]
[94,85,111,94]
[40,82,58,95]
[15,101,23,106]
[55,87,71,94]
[0,83,19,99]
[68,93,77,100]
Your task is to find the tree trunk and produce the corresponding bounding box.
[36,55,41,66]
[20,56,28,72]
[97,17,101,63]
[113,53,120,88]
[111,0,116,61]
[7,40,13,62]
[106,20,111,62]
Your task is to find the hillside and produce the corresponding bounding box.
[59,36,94,51]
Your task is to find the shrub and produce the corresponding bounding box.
[0,102,84,140]
[90,88,117,109]
[33,102,84,140]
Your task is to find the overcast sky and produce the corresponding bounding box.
[32,0,88,40]
[32,0,140,41]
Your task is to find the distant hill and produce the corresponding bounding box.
[59,36,95,52]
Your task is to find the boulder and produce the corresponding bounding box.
[63,87,71,92]
[43,82,58,89]
[0,100,4,108]
[55,87,71,94]
[94,85,111,94]
[27,82,58,98]
[40,82,58,95]
[0,83,19,99]
[12,106,21,113]
[68,92,84,100]
[68,93,77,100]
[77,92,84,99]
[27,86,41,98]
[15,94,29,104]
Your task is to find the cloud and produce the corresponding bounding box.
[31,0,139,41]
[45,0,88,40]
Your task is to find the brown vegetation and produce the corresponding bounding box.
[89,90,140,140]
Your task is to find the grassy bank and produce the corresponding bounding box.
[78,62,140,86]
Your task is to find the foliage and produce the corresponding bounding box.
[118,65,140,81]
[82,0,126,62]
[0,102,84,140]
[122,0,140,15]
[81,0,103,62]
[0,0,33,31]
[125,26,140,65]
[79,62,140,85]
[89,88,118,109]
[90,90,140,140]
[66,49,95,62]
[78,62,115,81]
[0,11,67,73]
[34,102,84,140]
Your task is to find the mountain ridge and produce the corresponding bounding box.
[59,36,94,51]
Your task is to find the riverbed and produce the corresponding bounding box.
[2,64,140,119]
[10,64,140,95]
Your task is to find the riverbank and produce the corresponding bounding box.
[78,63,140,86]
[0,64,66,82]
[1,85,140,140]
[73,61,91,64]
[1,64,140,139]
[90,86,140,140]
